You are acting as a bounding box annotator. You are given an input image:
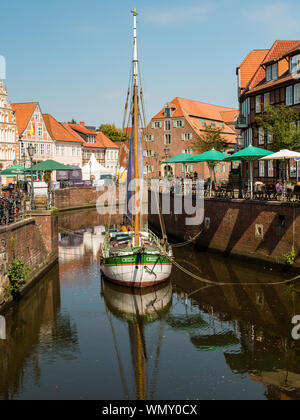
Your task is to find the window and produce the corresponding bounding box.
[258,127,264,145]
[266,66,272,82]
[35,113,40,121]
[47,144,51,155]
[56,145,60,156]
[201,120,206,127]
[72,147,76,156]
[259,161,265,177]
[267,130,273,144]
[266,64,278,81]
[295,83,300,104]
[290,54,300,74]
[61,145,65,156]
[286,83,300,105]
[38,127,42,137]
[174,120,184,128]
[152,121,162,129]
[255,95,262,113]
[290,160,297,177]
[286,86,293,105]
[264,92,270,106]
[164,134,171,145]
[77,147,81,156]
[164,107,171,118]
[268,161,274,177]
[144,134,154,142]
[40,144,45,155]
[219,122,224,129]
[165,120,171,131]
[211,121,216,128]
[181,133,193,141]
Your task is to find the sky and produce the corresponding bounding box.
[1,0,300,127]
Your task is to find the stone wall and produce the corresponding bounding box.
[149,192,300,266]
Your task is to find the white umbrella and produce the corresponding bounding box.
[261,149,300,196]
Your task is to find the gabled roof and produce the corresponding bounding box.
[64,123,118,149]
[11,102,38,135]
[95,132,119,149]
[43,114,84,143]
[243,40,300,95]
[152,97,237,144]
[67,123,97,136]
[262,40,300,65]
[153,97,237,122]
[237,49,269,90]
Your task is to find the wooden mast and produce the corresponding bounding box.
[132,9,140,246]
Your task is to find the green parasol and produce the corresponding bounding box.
[25,159,74,172]
[0,164,25,177]
[224,145,273,199]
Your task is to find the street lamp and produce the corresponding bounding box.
[237,134,243,199]
[27,144,35,210]
[89,160,92,181]
[164,146,170,178]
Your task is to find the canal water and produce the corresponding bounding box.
[1,208,300,400]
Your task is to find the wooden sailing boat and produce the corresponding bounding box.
[101,10,172,287]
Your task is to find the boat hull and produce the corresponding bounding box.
[101,253,172,287]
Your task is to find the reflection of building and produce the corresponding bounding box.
[0,266,64,399]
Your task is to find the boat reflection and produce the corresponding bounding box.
[102,279,172,400]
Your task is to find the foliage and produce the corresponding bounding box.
[193,125,228,155]
[7,259,30,298]
[284,246,296,266]
[256,104,300,152]
[98,124,129,143]
[68,119,77,124]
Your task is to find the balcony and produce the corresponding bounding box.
[234,115,248,129]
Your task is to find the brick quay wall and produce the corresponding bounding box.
[148,192,300,267]
[0,212,58,309]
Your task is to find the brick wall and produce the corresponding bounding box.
[54,187,105,209]
[0,212,58,307]
[149,192,300,266]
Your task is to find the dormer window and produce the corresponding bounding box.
[164,107,171,118]
[266,63,278,82]
[290,54,300,74]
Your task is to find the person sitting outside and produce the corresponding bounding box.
[275,180,283,194]
[254,179,264,192]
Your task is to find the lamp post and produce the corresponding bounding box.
[237,134,243,199]
[164,145,170,179]
[153,151,159,179]
[27,144,35,210]
[89,160,92,181]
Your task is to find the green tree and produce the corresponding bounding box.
[193,125,228,154]
[98,124,129,142]
[256,104,300,151]
[68,118,77,124]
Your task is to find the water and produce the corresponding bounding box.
[1,208,300,400]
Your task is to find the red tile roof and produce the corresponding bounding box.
[43,114,84,143]
[262,40,300,65]
[152,97,237,122]
[64,123,118,149]
[67,123,97,136]
[95,132,119,149]
[12,102,38,135]
[244,40,300,93]
[237,49,269,90]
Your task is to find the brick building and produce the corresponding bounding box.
[66,122,119,171]
[143,97,238,179]
[0,81,19,169]
[236,40,300,183]
[12,102,54,166]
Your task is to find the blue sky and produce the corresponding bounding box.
[1,0,300,127]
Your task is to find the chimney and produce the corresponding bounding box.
[80,121,85,127]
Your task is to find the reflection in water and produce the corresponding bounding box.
[0,265,79,400]
[1,208,300,399]
[102,280,172,400]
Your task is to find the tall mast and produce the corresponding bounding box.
[131,9,140,246]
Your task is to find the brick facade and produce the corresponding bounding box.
[236,40,300,184]
[143,97,237,181]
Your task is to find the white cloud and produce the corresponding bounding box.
[244,2,299,34]
[143,2,212,25]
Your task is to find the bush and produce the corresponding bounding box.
[7,259,30,298]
